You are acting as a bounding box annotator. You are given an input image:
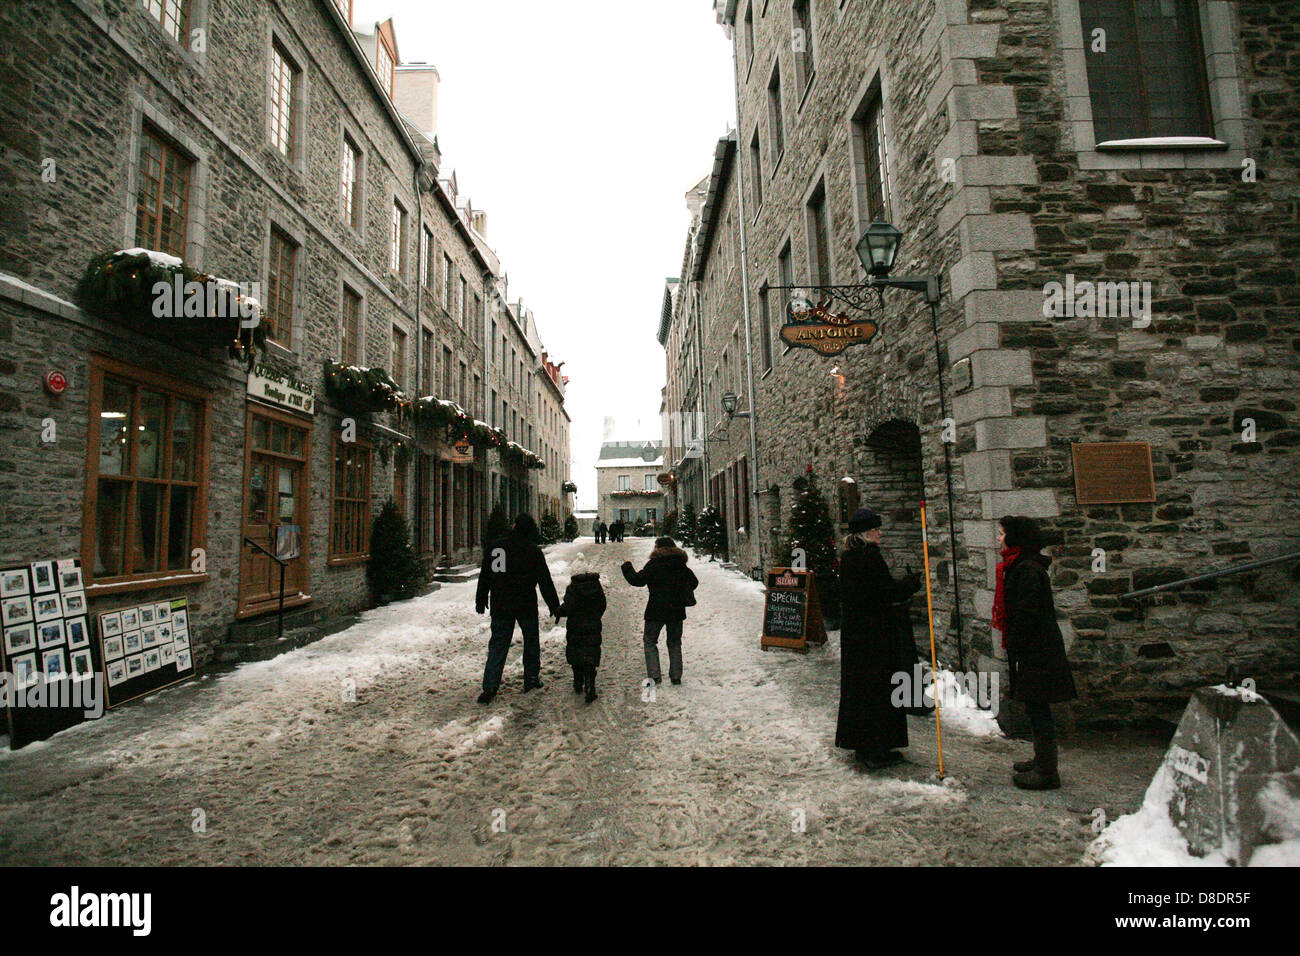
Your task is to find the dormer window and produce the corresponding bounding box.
[376,38,395,96]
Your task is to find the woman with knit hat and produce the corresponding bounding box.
[835,507,921,769]
[993,515,1077,790]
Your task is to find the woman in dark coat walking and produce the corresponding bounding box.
[993,515,1077,790]
[835,508,921,769]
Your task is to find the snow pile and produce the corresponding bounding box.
[930,668,1004,739]
[1087,760,1229,866]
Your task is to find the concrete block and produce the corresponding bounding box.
[960,213,1036,252]
[981,489,1061,519]
[961,448,1013,491]
[962,289,1045,325]
[975,416,1048,450]
[948,321,1000,360]
[949,252,997,301]
[943,24,1001,59]
[970,349,1034,387]
[953,385,1013,425]
[948,85,1018,122]
[956,154,1038,187]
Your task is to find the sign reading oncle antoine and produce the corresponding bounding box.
[247,362,316,415]
[779,303,879,356]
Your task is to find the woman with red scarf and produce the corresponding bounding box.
[993,516,1077,790]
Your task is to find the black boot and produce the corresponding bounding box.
[1013,737,1061,790]
[523,678,543,692]
[584,669,598,704]
[477,689,496,705]
[1013,753,1037,773]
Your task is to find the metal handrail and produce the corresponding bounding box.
[243,536,290,640]
[1120,550,1300,600]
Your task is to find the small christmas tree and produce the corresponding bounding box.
[484,502,510,547]
[661,510,679,539]
[563,513,578,541]
[678,503,697,547]
[539,511,562,545]
[367,498,422,603]
[696,505,728,561]
[783,466,841,623]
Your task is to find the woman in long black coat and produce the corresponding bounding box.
[993,515,1077,790]
[835,508,920,769]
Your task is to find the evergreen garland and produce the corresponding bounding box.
[75,249,267,367]
[323,360,406,416]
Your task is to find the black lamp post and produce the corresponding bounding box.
[852,221,964,670]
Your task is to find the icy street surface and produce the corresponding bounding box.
[0,538,1166,865]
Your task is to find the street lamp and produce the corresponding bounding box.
[722,391,750,420]
[856,221,903,277]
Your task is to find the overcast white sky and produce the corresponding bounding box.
[352,0,735,510]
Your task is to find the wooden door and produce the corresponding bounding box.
[239,406,311,616]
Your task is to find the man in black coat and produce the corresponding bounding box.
[997,515,1077,790]
[835,509,921,768]
[475,513,560,703]
[621,536,699,684]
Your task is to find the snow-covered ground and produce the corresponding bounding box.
[0,538,1170,865]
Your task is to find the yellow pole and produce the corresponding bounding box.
[919,499,945,778]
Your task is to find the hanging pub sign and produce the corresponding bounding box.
[248,361,316,416]
[780,298,879,357]
[760,567,828,654]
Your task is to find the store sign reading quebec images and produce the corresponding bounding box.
[248,362,316,415]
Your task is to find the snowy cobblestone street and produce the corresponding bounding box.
[0,539,1167,865]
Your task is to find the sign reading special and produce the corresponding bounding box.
[780,302,879,357]
[760,567,828,654]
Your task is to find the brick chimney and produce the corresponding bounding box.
[393,63,441,138]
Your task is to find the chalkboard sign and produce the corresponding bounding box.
[761,568,828,653]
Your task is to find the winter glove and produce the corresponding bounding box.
[475,603,486,615]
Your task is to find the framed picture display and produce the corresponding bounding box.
[176,649,193,672]
[61,591,87,617]
[106,659,127,687]
[120,608,140,631]
[41,648,67,680]
[160,643,176,666]
[12,653,38,688]
[36,619,65,649]
[172,609,188,632]
[29,561,56,594]
[173,632,190,650]
[4,623,36,656]
[123,631,142,654]
[66,617,90,650]
[138,605,156,626]
[70,649,93,681]
[140,627,160,649]
[58,565,84,592]
[2,597,33,627]
[100,611,123,638]
[102,635,124,661]
[154,602,171,622]
[32,594,63,624]
[125,654,144,678]
[1,568,30,598]
[143,648,161,673]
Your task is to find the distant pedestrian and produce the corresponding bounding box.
[475,513,560,703]
[596,521,607,543]
[994,515,1077,790]
[611,520,625,542]
[622,536,699,684]
[835,508,921,770]
[554,559,606,704]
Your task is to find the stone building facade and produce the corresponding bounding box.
[596,441,667,529]
[0,0,569,674]
[660,0,1300,723]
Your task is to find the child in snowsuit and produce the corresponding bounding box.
[555,570,607,703]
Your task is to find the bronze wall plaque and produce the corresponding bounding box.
[1071,442,1156,505]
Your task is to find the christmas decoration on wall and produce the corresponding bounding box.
[323,361,406,416]
[75,249,267,367]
